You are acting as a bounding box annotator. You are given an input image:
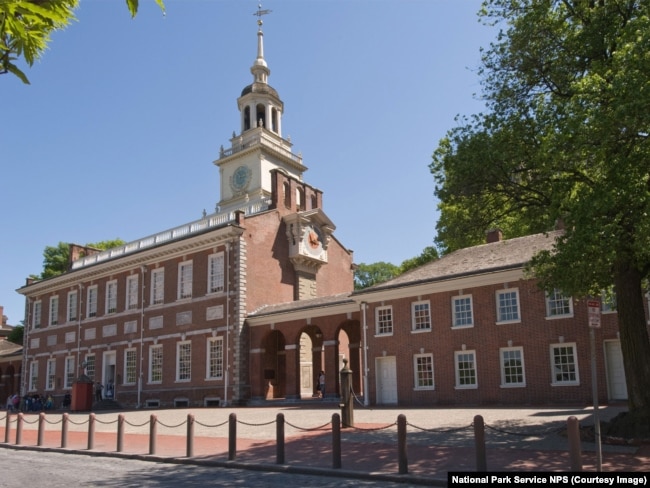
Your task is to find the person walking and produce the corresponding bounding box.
[318,370,325,399]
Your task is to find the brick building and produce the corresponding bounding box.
[16,15,639,409]
[16,20,355,408]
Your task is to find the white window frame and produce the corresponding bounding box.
[106,280,118,314]
[496,289,521,324]
[126,275,139,310]
[178,261,193,300]
[550,343,580,386]
[452,295,474,328]
[67,290,78,322]
[411,300,431,332]
[85,354,96,381]
[208,252,225,294]
[151,268,164,305]
[176,341,192,382]
[64,356,75,389]
[124,348,137,385]
[149,345,163,383]
[546,289,573,318]
[46,358,56,391]
[49,296,59,326]
[87,285,98,318]
[454,350,477,389]
[29,361,39,391]
[33,300,42,329]
[413,353,434,390]
[375,305,393,336]
[206,337,224,380]
[500,347,526,387]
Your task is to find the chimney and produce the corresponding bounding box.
[68,244,101,269]
[486,228,503,243]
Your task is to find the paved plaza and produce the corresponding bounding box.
[1,403,648,485]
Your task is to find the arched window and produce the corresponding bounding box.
[283,182,291,208]
[256,104,266,128]
[296,187,305,211]
[271,108,278,133]
[244,106,251,131]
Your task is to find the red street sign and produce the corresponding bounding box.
[587,300,601,328]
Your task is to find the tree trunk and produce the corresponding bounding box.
[613,260,650,412]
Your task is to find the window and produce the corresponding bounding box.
[106,280,118,314]
[85,354,96,381]
[64,356,75,388]
[46,359,56,390]
[411,301,431,332]
[452,295,473,328]
[67,290,78,322]
[601,290,617,313]
[149,345,163,383]
[33,301,42,329]
[29,361,39,391]
[151,268,164,305]
[49,296,59,326]
[87,285,98,318]
[176,341,191,381]
[124,349,137,385]
[207,337,224,380]
[413,354,434,389]
[375,306,393,336]
[126,275,139,310]
[496,289,520,323]
[546,289,572,318]
[500,347,525,387]
[178,261,193,299]
[208,252,225,294]
[551,343,579,385]
[454,350,477,388]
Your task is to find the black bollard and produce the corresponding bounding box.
[474,414,487,472]
[276,413,285,464]
[228,413,237,461]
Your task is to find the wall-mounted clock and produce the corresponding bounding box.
[230,165,252,192]
[302,224,323,257]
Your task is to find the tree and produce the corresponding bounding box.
[1,0,164,84]
[354,262,400,290]
[430,0,650,429]
[399,246,439,274]
[7,324,23,345]
[35,239,125,279]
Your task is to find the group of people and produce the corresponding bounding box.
[5,392,54,413]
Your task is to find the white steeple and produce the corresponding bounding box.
[214,4,307,214]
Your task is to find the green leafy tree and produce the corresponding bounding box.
[1,0,164,84]
[354,262,400,290]
[36,239,125,279]
[431,0,650,429]
[7,323,24,345]
[399,246,439,274]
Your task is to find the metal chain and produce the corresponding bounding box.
[66,417,89,426]
[484,422,562,437]
[406,421,472,434]
[236,419,276,427]
[124,419,150,428]
[195,419,229,429]
[94,417,119,425]
[156,419,187,429]
[43,417,63,425]
[350,422,397,432]
[284,420,331,432]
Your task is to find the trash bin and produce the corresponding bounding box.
[71,374,93,412]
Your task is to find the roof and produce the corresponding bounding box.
[246,231,561,320]
[248,292,355,319]
[355,230,562,294]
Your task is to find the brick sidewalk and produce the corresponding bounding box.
[1,406,648,481]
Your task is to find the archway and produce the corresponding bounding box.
[262,330,286,399]
[337,320,363,401]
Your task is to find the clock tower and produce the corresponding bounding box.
[215,9,307,214]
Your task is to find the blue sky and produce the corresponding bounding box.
[1,0,497,324]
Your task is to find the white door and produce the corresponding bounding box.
[605,341,628,400]
[375,356,398,405]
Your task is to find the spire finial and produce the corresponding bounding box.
[253,3,272,28]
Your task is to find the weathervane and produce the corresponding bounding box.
[253,3,272,27]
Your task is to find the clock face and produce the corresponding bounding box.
[303,225,323,256]
[230,165,251,192]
